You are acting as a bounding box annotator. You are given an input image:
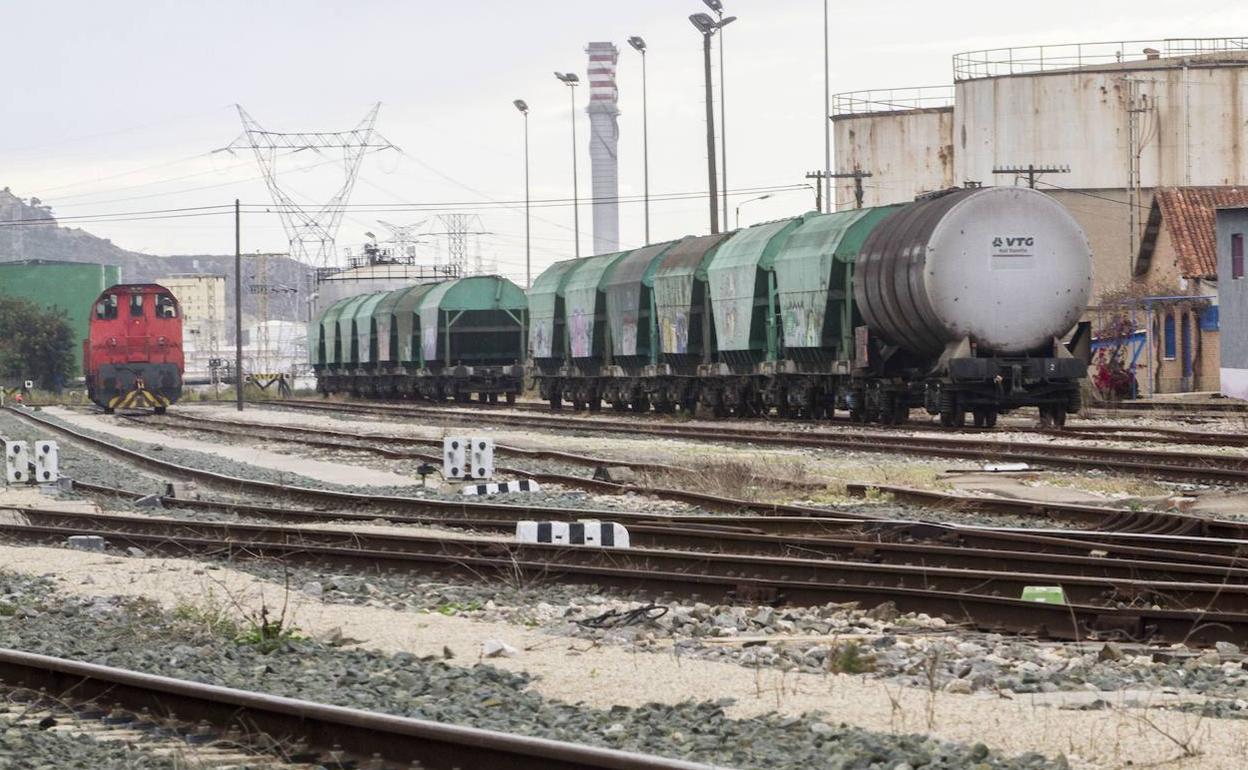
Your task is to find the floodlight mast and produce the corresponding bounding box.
[219,104,397,268]
[628,35,650,243]
[513,98,531,287]
[555,72,581,258]
[689,13,732,234]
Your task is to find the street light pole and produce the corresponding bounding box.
[735,193,771,229]
[554,72,581,258]
[513,99,531,287]
[690,13,734,235]
[704,0,730,228]
[823,0,831,214]
[628,36,650,244]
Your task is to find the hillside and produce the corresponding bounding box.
[0,187,312,327]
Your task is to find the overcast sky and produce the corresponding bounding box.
[3,0,1246,284]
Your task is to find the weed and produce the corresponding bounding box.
[435,600,484,616]
[233,604,307,653]
[825,642,876,674]
[171,597,242,638]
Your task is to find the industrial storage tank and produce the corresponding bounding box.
[830,87,955,209]
[854,186,1091,357]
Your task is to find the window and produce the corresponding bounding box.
[129,293,144,317]
[156,293,178,319]
[95,294,118,320]
[1181,313,1193,378]
[1233,233,1245,280]
[1163,314,1176,360]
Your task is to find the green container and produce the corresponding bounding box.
[704,217,803,362]
[562,251,630,361]
[772,205,900,363]
[416,275,526,368]
[0,260,122,376]
[528,259,581,362]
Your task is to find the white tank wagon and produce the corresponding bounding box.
[855,186,1092,426]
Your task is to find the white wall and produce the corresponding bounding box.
[832,108,954,208]
[954,63,1248,189]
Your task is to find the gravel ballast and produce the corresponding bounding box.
[0,571,1067,770]
[237,562,1248,700]
[0,721,180,770]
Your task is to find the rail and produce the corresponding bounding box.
[954,36,1248,80]
[265,400,1248,487]
[0,648,719,770]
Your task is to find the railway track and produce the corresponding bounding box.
[156,410,1248,488]
[0,648,716,770]
[283,397,1248,445]
[12,504,1248,594]
[70,478,1248,571]
[17,405,1248,544]
[267,399,1248,485]
[136,412,828,508]
[12,405,1248,643]
[4,503,1248,644]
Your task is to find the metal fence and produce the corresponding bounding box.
[953,37,1248,81]
[831,86,955,116]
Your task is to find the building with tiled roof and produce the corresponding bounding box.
[1136,187,1248,281]
[1128,187,1247,395]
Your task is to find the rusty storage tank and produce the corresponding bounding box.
[854,186,1091,357]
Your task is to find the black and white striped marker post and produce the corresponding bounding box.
[515,521,630,548]
[461,479,541,496]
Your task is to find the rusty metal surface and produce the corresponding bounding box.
[71,479,1248,571]
[4,514,1243,645]
[0,648,721,770]
[13,507,1248,590]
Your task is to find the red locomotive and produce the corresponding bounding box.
[84,283,184,413]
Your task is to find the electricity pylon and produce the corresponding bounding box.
[377,218,429,260]
[219,104,397,267]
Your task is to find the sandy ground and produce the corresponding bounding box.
[45,406,418,488]
[1,544,1245,769]
[0,486,101,513]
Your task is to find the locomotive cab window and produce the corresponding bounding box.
[95,294,119,320]
[156,294,178,318]
[130,293,145,317]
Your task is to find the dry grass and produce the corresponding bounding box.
[1039,474,1173,500]
[662,454,813,502]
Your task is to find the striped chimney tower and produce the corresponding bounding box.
[586,42,620,255]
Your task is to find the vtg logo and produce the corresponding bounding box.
[992,236,1035,247]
